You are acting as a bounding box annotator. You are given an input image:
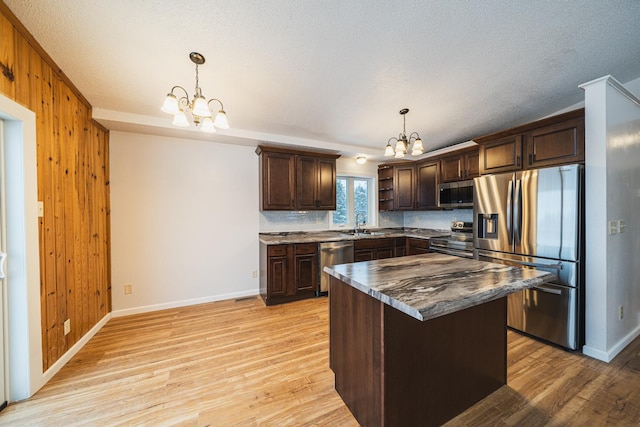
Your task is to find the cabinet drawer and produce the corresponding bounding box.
[295,243,317,255]
[407,238,429,250]
[354,238,395,250]
[268,245,289,257]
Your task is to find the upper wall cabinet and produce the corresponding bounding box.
[475,109,585,175]
[257,146,340,211]
[394,164,416,210]
[440,148,479,183]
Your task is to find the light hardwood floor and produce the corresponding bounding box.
[1,296,639,426]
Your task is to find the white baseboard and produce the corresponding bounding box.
[583,324,640,363]
[41,312,112,385]
[111,289,260,318]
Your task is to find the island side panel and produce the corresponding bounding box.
[329,276,383,426]
[383,297,507,426]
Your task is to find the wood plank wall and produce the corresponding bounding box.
[0,3,111,371]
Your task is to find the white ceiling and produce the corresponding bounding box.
[6,1,640,160]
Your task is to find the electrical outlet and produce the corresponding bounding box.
[618,220,626,233]
[252,270,258,278]
[124,284,133,294]
[64,319,71,335]
[619,305,624,320]
[608,221,619,235]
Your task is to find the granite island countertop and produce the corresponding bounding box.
[259,228,449,245]
[323,253,555,321]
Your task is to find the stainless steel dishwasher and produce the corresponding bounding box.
[318,241,354,296]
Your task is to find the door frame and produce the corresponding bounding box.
[0,94,43,401]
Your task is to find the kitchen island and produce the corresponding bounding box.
[324,253,555,427]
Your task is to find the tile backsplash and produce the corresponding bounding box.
[260,209,471,232]
[404,209,473,230]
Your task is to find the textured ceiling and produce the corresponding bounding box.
[5,0,640,160]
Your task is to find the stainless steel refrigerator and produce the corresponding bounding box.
[473,164,583,350]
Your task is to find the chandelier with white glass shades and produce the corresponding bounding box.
[160,52,229,133]
[384,108,423,158]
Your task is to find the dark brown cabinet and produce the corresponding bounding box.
[296,156,337,210]
[258,150,296,210]
[378,165,394,212]
[257,146,339,211]
[440,148,480,182]
[415,161,439,210]
[476,109,585,175]
[524,116,585,168]
[260,242,318,305]
[394,237,406,257]
[354,238,401,262]
[394,164,416,210]
[407,237,430,255]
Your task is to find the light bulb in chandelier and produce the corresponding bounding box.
[200,117,217,133]
[172,110,189,127]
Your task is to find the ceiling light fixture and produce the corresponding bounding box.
[384,108,423,158]
[356,156,367,164]
[161,52,229,133]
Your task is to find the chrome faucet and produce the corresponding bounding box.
[355,212,366,233]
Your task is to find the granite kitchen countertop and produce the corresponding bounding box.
[323,253,555,322]
[258,228,449,245]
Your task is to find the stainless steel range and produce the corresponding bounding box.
[429,221,474,259]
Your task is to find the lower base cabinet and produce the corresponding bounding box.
[407,237,430,255]
[260,243,318,305]
[354,237,407,262]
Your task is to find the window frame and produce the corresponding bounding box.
[330,174,377,230]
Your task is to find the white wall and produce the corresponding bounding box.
[581,75,640,362]
[110,132,259,315]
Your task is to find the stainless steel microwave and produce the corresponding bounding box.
[438,180,474,208]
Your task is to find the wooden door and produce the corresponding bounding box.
[440,154,463,183]
[479,134,523,175]
[296,156,318,210]
[524,117,584,168]
[416,161,439,209]
[267,245,290,297]
[393,165,415,210]
[464,149,480,179]
[294,243,318,294]
[261,152,295,210]
[316,158,337,210]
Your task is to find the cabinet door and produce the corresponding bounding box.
[296,156,318,210]
[354,249,375,262]
[524,117,584,168]
[267,246,290,297]
[294,250,318,294]
[394,165,415,210]
[416,161,439,209]
[479,135,523,175]
[316,158,337,210]
[440,154,463,183]
[262,152,295,210]
[464,150,480,179]
[395,237,407,257]
[407,238,430,255]
[376,248,394,259]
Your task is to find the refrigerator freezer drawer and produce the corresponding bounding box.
[507,284,577,350]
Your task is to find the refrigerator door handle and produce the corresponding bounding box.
[532,285,563,295]
[518,261,563,270]
[514,179,522,245]
[507,180,513,245]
